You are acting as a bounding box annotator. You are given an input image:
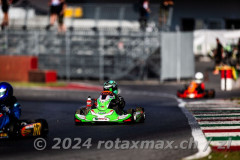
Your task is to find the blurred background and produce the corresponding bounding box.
[0,0,240,84]
[1,2,240,159]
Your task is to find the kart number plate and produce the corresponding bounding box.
[94,117,109,121]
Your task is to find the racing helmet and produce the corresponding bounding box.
[0,82,13,103]
[103,80,118,95]
[195,72,204,83]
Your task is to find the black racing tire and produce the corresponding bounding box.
[75,109,81,114]
[136,107,145,123]
[76,108,90,115]
[208,89,215,98]
[34,119,49,137]
[177,90,181,96]
[15,119,48,138]
[127,109,134,114]
[127,109,136,122]
[177,90,184,97]
[204,90,209,98]
[136,107,144,112]
[75,108,90,125]
[7,121,21,139]
[75,109,81,125]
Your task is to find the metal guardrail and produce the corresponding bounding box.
[0,30,160,80]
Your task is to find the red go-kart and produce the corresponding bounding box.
[177,83,215,99]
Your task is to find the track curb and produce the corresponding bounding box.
[177,99,211,160]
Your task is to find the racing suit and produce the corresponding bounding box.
[0,96,21,130]
[90,94,125,115]
[196,82,205,93]
[187,81,205,93]
[109,95,125,115]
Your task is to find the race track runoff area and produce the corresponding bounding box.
[186,100,240,151]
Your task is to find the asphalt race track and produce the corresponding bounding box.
[1,84,239,160]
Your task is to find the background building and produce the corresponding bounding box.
[170,0,240,31]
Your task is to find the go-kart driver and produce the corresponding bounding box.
[0,82,21,131]
[103,80,125,115]
[187,72,205,93]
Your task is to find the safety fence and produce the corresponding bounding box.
[0,29,194,81]
[0,30,160,80]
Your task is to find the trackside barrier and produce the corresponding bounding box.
[29,70,57,83]
[0,55,37,81]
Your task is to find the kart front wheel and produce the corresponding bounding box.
[76,108,90,115]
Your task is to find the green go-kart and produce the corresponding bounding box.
[74,91,145,124]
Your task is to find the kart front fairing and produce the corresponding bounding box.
[177,90,205,99]
[75,108,132,123]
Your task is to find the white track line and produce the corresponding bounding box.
[178,99,211,160]
[194,113,240,116]
[201,126,240,130]
[199,121,240,125]
[188,108,240,110]
[196,117,240,120]
[188,106,240,109]
[187,100,235,104]
[205,133,240,137]
[187,103,239,107]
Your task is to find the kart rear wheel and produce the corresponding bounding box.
[127,109,136,122]
[208,89,215,98]
[136,107,145,123]
[13,119,49,138]
[204,90,209,98]
[136,107,144,112]
[32,119,49,137]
